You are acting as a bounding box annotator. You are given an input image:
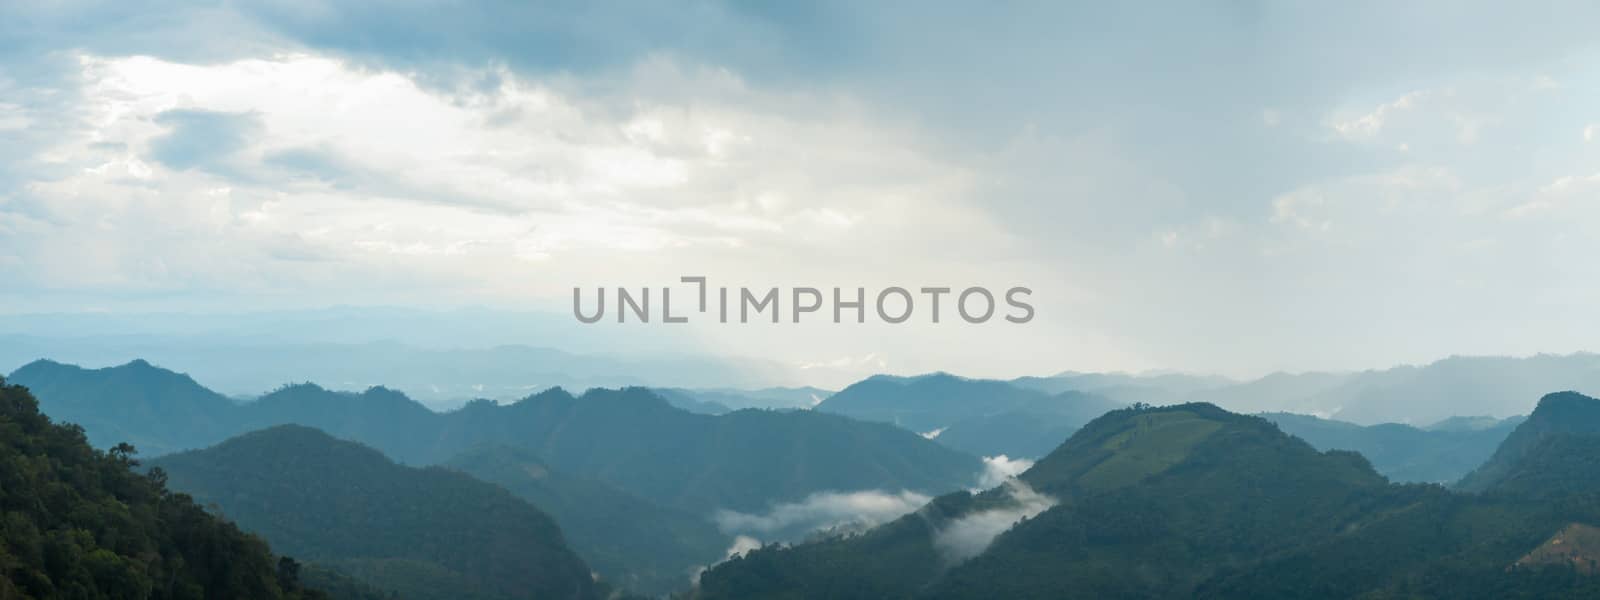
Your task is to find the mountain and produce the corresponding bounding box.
[431,388,982,514]
[0,304,844,405]
[1245,354,1600,425]
[930,390,1121,459]
[819,373,1120,438]
[0,376,341,599]
[651,388,736,415]
[816,373,1121,458]
[696,400,1600,599]
[1260,412,1522,483]
[16,360,984,516]
[1477,434,1600,498]
[652,387,833,412]
[1185,370,1354,414]
[8,358,238,455]
[1457,391,1600,493]
[151,425,600,600]
[1011,371,1234,406]
[445,445,730,596]
[697,403,1392,598]
[817,373,1047,433]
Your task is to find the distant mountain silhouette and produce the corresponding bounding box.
[652,386,833,413]
[151,425,600,600]
[9,358,238,455]
[817,373,1121,457]
[1196,354,1600,424]
[931,390,1122,459]
[14,360,984,516]
[1012,370,1234,406]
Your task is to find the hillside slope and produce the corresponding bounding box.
[151,426,600,600]
[0,377,336,599]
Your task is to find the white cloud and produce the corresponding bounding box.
[713,489,931,539]
[5,51,1004,309]
[1507,172,1600,218]
[976,455,1033,488]
[932,479,1056,564]
[1330,91,1425,140]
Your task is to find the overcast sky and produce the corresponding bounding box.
[3,1,1599,382]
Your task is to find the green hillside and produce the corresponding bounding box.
[0,376,340,599]
[697,401,1600,599]
[445,445,729,597]
[1457,391,1600,492]
[1261,411,1520,483]
[150,426,601,600]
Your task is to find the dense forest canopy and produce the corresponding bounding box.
[0,376,347,599]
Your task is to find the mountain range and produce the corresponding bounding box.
[816,373,1123,458]
[1260,412,1523,483]
[696,393,1600,598]
[444,445,730,596]
[0,376,380,599]
[151,426,602,600]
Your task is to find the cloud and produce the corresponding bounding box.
[932,479,1057,564]
[688,535,765,586]
[6,2,1600,383]
[713,489,931,540]
[1330,91,1426,140]
[976,455,1033,488]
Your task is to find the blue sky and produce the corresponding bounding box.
[2,1,1599,381]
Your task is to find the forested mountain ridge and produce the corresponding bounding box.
[1456,391,1600,493]
[11,360,985,515]
[0,376,345,599]
[444,445,729,597]
[8,358,237,456]
[697,401,1600,599]
[150,425,601,600]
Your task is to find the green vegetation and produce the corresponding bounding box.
[13,360,983,516]
[1458,391,1600,492]
[150,425,601,600]
[445,445,730,597]
[8,359,237,456]
[0,376,337,599]
[1261,411,1521,483]
[697,399,1600,599]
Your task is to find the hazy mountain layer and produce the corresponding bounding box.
[816,373,1122,458]
[1261,411,1522,483]
[11,359,984,517]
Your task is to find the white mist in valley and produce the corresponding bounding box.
[713,489,932,540]
[933,478,1057,564]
